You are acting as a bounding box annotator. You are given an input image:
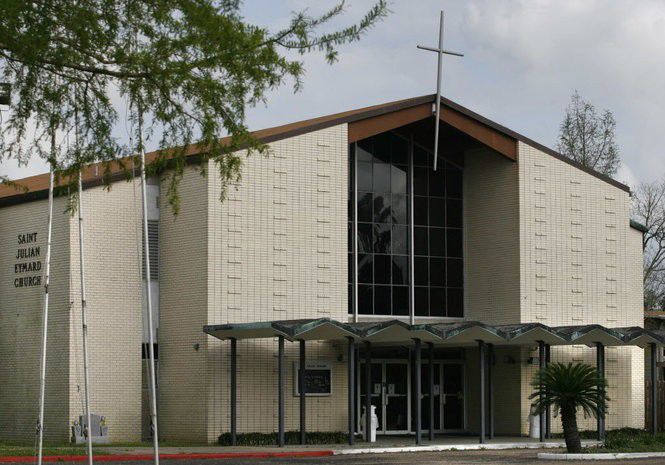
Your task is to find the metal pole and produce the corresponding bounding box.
[230,338,237,446]
[364,341,372,442]
[299,340,306,445]
[138,107,160,465]
[77,171,94,465]
[545,344,551,439]
[347,338,355,445]
[596,342,605,441]
[414,339,422,445]
[651,343,658,435]
[433,11,444,171]
[538,341,545,443]
[36,146,55,465]
[408,135,415,325]
[352,143,359,323]
[428,342,434,441]
[478,340,486,443]
[278,337,285,447]
[488,344,494,440]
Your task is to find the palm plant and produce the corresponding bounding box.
[530,362,609,453]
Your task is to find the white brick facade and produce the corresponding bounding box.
[0,112,645,444]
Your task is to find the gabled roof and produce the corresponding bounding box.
[0,94,630,208]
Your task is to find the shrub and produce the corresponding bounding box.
[218,431,347,446]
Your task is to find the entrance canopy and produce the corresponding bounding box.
[204,318,665,348]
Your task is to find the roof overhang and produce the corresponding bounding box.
[204,319,660,348]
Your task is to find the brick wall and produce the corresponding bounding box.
[517,141,645,433]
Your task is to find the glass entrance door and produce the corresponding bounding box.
[359,360,410,434]
[442,363,465,430]
[384,362,409,432]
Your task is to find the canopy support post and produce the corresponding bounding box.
[428,342,435,441]
[478,340,486,444]
[488,343,494,440]
[347,337,355,446]
[596,342,605,442]
[364,341,372,443]
[230,338,237,446]
[538,341,546,443]
[299,340,306,445]
[545,344,551,439]
[414,338,422,445]
[651,343,658,435]
[277,336,285,447]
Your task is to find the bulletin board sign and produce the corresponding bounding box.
[293,361,332,396]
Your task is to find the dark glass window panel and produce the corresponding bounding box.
[430,287,446,317]
[373,223,391,254]
[348,284,353,314]
[392,225,408,255]
[447,259,463,287]
[447,288,464,317]
[392,135,409,164]
[357,139,373,162]
[357,223,372,253]
[348,253,353,283]
[374,285,391,315]
[393,287,409,315]
[358,254,373,283]
[446,168,463,198]
[415,287,429,316]
[429,168,445,197]
[392,195,407,224]
[348,222,352,252]
[358,161,373,191]
[428,197,445,227]
[357,192,373,222]
[414,227,428,255]
[414,167,428,196]
[447,229,463,258]
[446,199,463,228]
[414,257,428,286]
[373,194,391,223]
[373,163,391,193]
[443,364,463,393]
[429,257,445,287]
[414,197,428,226]
[373,134,391,163]
[374,254,391,284]
[414,146,429,166]
[429,228,445,256]
[358,285,373,315]
[392,256,408,285]
[391,165,407,193]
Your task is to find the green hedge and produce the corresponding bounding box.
[218,431,347,446]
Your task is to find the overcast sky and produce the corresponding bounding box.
[2,0,664,188]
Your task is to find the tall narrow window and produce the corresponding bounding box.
[142,220,159,280]
[349,134,463,318]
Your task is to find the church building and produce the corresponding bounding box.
[0,95,655,445]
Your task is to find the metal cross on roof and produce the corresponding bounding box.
[417,11,464,171]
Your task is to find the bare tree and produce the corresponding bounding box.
[632,178,665,310]
[557,91,620,177]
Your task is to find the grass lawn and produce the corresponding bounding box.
[0,444,88,457]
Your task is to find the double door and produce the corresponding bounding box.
[358,360,465,434]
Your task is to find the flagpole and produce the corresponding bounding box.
[77,170,94,465]
[137,106,160,465]
[36,131,56,465]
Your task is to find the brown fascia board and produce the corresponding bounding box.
[0,93,630,207]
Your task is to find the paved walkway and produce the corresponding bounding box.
[102,436,596,455]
